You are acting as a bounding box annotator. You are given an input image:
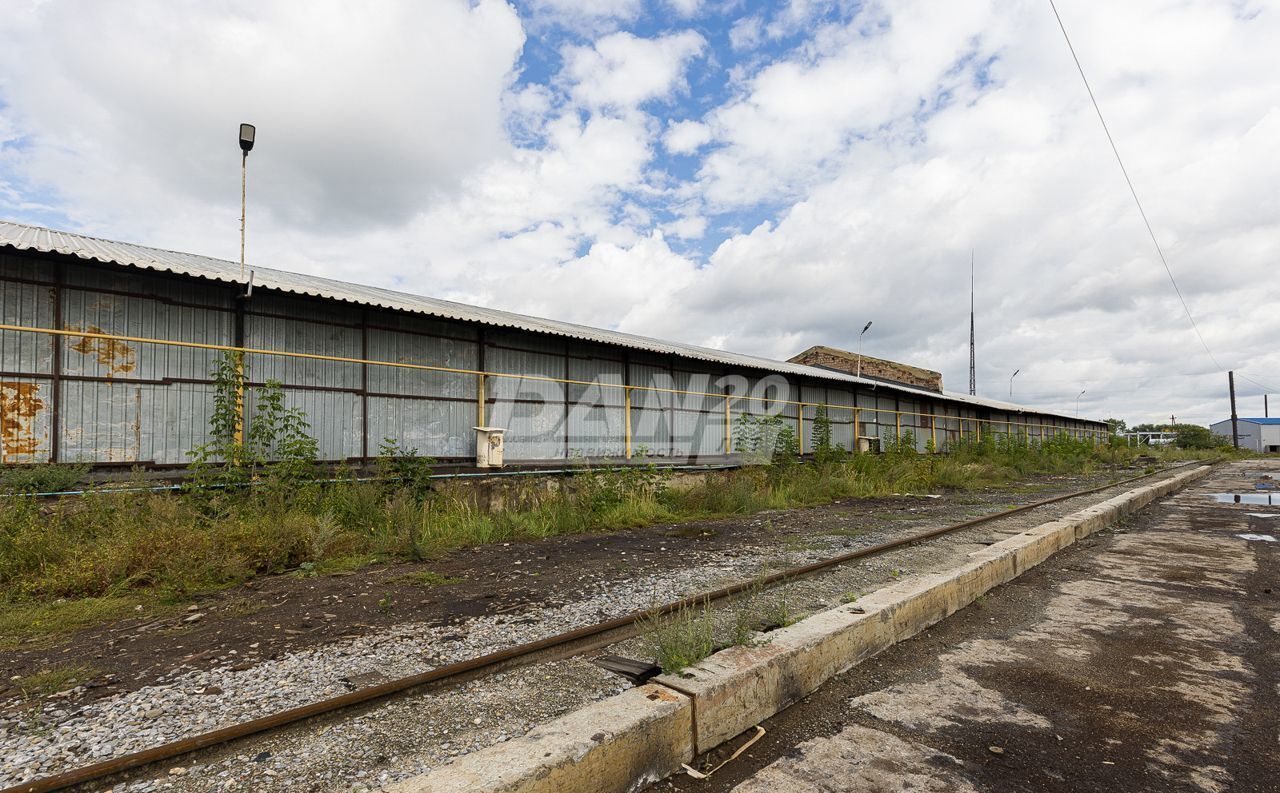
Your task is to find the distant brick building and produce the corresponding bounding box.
[788,345,943,393]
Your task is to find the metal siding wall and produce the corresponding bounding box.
[58,380,216,465]
[500,400,564,460]
[245,387,362,461]
[629,362,672,456]
[0,253,1110,468]
[674,407,723,457]
[65,265,233,308]
[62,289,231,380]
[245,314,360,390]
[0,280,55,374]
[366,328,477,398]
[0,252,52,283]
[567,352,624,456]
[568,404,625,458]
[367,396,474,458]
[60,380,143,463]
[487,347,565,401]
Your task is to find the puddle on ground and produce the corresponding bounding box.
[1236,533,1277,542]
[1210,493,1279,505]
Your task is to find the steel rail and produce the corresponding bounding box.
[2,461,1202,793]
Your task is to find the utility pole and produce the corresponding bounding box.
[1266,394,1270,418]
[1228,371,1239,449]
[856,321,872,380]
[969,250,976,396]
[239,123,256,280]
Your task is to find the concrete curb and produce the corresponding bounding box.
[387,466,1210,792]
[385,684,692,793]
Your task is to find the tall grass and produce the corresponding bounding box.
[0,436,1217,616]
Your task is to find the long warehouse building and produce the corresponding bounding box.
[0,220,1107,468]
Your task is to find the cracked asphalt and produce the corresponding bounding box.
[654,460,1279,793]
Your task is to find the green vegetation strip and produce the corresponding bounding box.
[0,435,1234,646]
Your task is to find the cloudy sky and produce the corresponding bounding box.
[1,0,1276,425]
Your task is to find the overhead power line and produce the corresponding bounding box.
[1045,1,1224,372]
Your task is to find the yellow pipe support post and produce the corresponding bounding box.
[853,407,861,453]
[233,350,245,448]
[724,395,732,455]
[798,407,804,456]
[624,387,633,460]
[895,412,901,445]
[476,373,486,427]
[931,417,937,452]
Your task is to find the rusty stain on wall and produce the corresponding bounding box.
[1,381,45,460]
[69,324,136,375]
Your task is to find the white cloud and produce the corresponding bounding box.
[665,0,704,19]
[663,119,712,154]
[0,0,526,234]
[729,15,764,51]
[561,30,706,110]
[1,0,1278,428]
[663,214,708,240]
[653,0,1280,422]
[530,0,643,23]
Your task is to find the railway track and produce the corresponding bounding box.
[2,461,1207,793]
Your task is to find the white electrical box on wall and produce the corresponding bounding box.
[473,427,506,468]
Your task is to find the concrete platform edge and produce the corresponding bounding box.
[385,465,1211,793]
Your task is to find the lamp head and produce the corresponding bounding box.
[861,321,873,335]
[239,123,256,154]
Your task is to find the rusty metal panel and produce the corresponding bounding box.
[0,377,52,463]
[366,328,478,399]
[366,396,474,459]
[61,289,231,380]
[245,314,360,389]
[0,280,55,374]
[567,404,625,458]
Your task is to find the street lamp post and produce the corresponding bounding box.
[1009,368,1020,400]
[1076,389,1086,417]
[239,123,256,280]
[856,321,873,379]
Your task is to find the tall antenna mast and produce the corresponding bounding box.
[969,250,976,396]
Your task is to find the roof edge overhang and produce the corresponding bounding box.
[0,219,1107,427]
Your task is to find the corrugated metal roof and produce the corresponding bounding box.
[0,219,1100,424]
[1239,417,1280,425]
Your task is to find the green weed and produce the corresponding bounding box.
[12,663,98,698]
